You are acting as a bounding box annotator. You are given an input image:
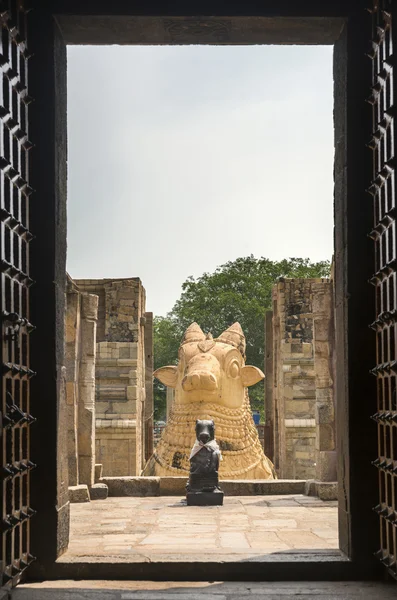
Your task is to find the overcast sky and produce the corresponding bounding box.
[67,45,334,317]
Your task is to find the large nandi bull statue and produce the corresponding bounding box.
[143,322,275,479]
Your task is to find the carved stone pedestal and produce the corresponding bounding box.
[187,489,224,506]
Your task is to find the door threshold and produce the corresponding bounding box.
[25,551,382,582]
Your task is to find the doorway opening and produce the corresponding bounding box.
[23,8,380,582]
[63,42,337,564]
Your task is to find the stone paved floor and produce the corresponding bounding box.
[62,494,338,561]
[15,581,397,599]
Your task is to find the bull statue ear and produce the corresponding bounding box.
[241,365,265,387]
[153,366,178,388]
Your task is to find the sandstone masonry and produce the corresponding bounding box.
[66,276,153,493]
[266,278,336,485]
[65,275,107,502]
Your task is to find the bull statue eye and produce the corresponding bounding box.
[228,360,240,379]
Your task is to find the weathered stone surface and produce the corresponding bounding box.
[305,480,338,501]
[144,322,275,480]
[73,278,153,478]
[221,479,306,496]
[144,311,154,465]
[101,476,160,496]
[89,483,108,500]
[159,476,187,495]
[316,424,335,452]
[96,426,137,476]
[45,494,339,568]
[317,450,337,482]
[316,482,338,501]
[316,402,334,425]
[94,463,103,482]
[14,581,397,600]
[65,277,98,491]
[270,279,335,482]
[69,485,90,503]
[98,476,306,497]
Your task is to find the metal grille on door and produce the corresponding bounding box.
[0,0,35,588]
[368,0,397,580]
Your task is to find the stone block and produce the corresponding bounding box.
[316,387,333,401]
[101,476,160,496]
[295,451,311,459]
[291,342,302,354]
[80,323,97,357]
[316,401,335,424]
[79,454,95,487]
[118,358,136,366]
[65,381,75,405]
[221,479,306,496]
[292,377,316,390]
[106,400,136,415]
[317,450,337,481]
[312,318,329,342]
[285,399,311,417]
[305,480,338,501]
[314,340,329,358]
[316,481,338,501]
[159,476,187,495]
[69,485,90,503]
[89,483,108,500]
[187,489,224,506]
[127,385,138,400]
[316,423,335,451]
[94,463,103,482]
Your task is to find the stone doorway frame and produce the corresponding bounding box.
[27,1,380,581]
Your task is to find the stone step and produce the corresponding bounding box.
[100,477,309,497]
[14,581,397,600]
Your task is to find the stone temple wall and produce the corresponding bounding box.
[70,277,153,478]
[65,275,107,501]
[267,278,336,484]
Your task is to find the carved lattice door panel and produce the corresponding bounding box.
[0,0,35,588]
[368,0,397,579]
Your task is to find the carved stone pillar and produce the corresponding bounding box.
[312,281,337,483]
[65,286,80,487]
[144,312,154,462]
[77,293,98,487]
[264,310,274,462]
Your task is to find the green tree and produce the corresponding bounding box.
[153,316,181,421]
[154,256,331,421]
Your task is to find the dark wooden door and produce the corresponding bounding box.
[0,0,35,588]
[368,0,397,580]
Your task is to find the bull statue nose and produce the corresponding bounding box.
[182,372,218,391]
[199,432,210,443]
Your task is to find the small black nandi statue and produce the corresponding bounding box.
[186,419,224,506]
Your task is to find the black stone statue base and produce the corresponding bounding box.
[186,489,224,506]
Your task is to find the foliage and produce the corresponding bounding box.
[154,256,331,421]
[153,316,181,421]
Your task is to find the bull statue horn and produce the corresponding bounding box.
[181,322,206,345]
[216,322,246,356]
